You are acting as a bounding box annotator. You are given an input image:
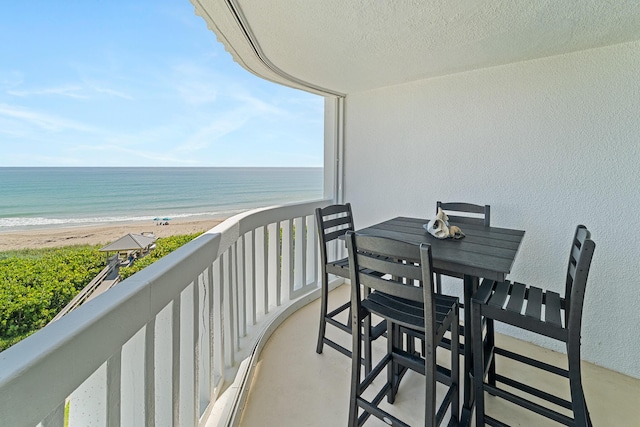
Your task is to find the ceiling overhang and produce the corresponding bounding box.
[191,0,640,97]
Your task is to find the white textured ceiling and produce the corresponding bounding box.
[193,0,640,95]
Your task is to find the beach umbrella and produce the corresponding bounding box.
[153,217,160,221]
[162,217,171,221]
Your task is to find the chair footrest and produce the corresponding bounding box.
[322,338,372,370]
[493,373,573,410]
[326,300,350,319]
[325,316,350,333]
[484,381,575,425]
[322,338,351,358]
[356,384,408,427]
[483,414,510,427]
[325,301,351,333]
[495,347,569,378]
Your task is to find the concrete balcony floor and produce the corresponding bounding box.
[238,284,640,426]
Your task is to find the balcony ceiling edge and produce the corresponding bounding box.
[190,0,640,95]
[190,0,343,97]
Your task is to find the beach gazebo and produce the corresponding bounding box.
[99,233,157,263]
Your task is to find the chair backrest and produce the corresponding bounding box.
[345,231,436,336]
[315,203,354,266]
[564,225,596,331]
[437,201,491,227]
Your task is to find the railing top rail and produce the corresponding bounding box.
[206,198,330,253]
[212,199,330,232]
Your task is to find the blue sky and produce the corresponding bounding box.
[0,1,324,167]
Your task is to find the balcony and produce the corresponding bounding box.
[1,199,639,426]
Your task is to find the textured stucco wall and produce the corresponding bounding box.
[343,40,640,378]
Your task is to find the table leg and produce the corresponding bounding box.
[460,274,479,426]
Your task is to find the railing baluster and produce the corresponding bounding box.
[212,258,225,387]
[281,219,293,302]
[227,248,239,352]
[257,226,268,316]
[145,318,155,427]
[237,237,247,336]
[266,222,276,308]
[107,350,121,427]
[294,216,304,294]
[220,252,234,367]
[68,364,108,425]
[192,277,200,423]
[272,221,282,306]
[205,266,215,401]
[247,231,256,326]
[308,214,318,287]
[197,272,210,417]
[172,296,181,427]
[231,241,242,342]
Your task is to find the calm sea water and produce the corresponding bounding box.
[0,167,323,231]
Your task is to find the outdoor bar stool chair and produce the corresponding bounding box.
[434,201,490,295]
[315,203,385,373]
[471,225,595,427]
[346,231,460,427]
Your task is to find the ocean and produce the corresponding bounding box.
[0,167,323,232]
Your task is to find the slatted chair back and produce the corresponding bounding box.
[346,231,459,426]
[437,201,490,226]
[346,232,435,335]
[316,203,372,363]
[316,203,354,272]
[564,225,596,334]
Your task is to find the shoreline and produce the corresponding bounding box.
[0,218,225,252]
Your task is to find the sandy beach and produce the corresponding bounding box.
[0,218,225,252]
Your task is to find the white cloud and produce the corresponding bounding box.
[176,113,248,153]
[8,85,88,99]
[0,103,97,132]
[93,86,134,100]
[76,142,199,166]
[171,62,219,105]
[7,81,134,100]
[0,70,24,89]
[230,88,288,117]
[177,80,218,105]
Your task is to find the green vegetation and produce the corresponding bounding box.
[0,233,202,352]
[119,233,202,279]
[0,246,104,351]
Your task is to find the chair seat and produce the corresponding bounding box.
[473,279,567,341]
[363,291,458,342]
[326,257,350,277]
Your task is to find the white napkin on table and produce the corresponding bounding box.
[424,207,465,239]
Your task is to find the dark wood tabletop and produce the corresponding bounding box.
[357,216,525,282]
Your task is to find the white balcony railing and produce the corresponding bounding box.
[0,199,335,427]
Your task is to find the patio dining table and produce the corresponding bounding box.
[355,216,525,425]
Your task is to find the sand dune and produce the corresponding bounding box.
[0,218,224,251]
